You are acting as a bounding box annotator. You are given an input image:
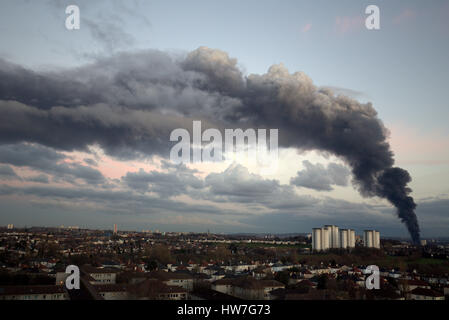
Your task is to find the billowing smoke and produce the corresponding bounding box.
[377,168,419,243]
[0,47,420,243]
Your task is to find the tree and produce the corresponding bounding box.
[149,244,173,265]
[145,259,158,271]
[316,274,328,290]
[214,245,231,261]
[275,271,290,285]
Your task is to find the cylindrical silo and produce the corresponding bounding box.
[340,229,348,249]
[348,229,356,248]
[321,227,330,250]
[333,226,340,248]
[364,230,374,247]
[324,225,340,248]
[373,231,380,249]
[312,228,322,251]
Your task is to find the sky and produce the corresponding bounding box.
[0,0,448,238]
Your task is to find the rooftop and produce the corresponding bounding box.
[0,285,66,296]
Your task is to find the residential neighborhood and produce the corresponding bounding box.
[0,226,448,300]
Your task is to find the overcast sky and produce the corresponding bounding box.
[0,0,448,238]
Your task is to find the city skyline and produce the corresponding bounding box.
[3,223,447,242]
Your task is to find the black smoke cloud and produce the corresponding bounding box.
[0,47,420,243]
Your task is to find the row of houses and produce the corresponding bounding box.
[2,262,447,300]
[211,278,285,300]
[0,285,69,300]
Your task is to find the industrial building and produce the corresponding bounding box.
[312,228,328,251]
[340,229,354,249]
[325,225,340,248]
[312,225,356,251]
[363,230,380,249]
[349,229,356,248]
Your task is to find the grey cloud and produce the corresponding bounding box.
[0,47,420,241]
[0,143,65,168]
[109,0,152,28]
[414,197,449,222]
[121,162,318,211]
[0,143,105,185]
[160,159,199,174]
[0,183,232,217]
[0,100,191,158]
[122,162,319,213]
[46,0,147,52]
[201,164,318,210]
[0,165,20,180]
[84,158,98,166]
[0,163,447,236]
[84,18,135,52]
[290,160,351,191]
[26,174,50,184]
[327,162,351,186]
[320,86,365,99]
[61,162,105,185]
[205,164,280,200]
[122,167,204,197]
[182,47,245,95]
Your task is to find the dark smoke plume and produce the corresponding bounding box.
[377,168,419,243]
[0,47,420,243]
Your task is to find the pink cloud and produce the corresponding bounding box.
[60,149,158,180]
[392,8,416,25]
[301,23,312,33]
[335,15,364,34]
[388,123,449,166]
